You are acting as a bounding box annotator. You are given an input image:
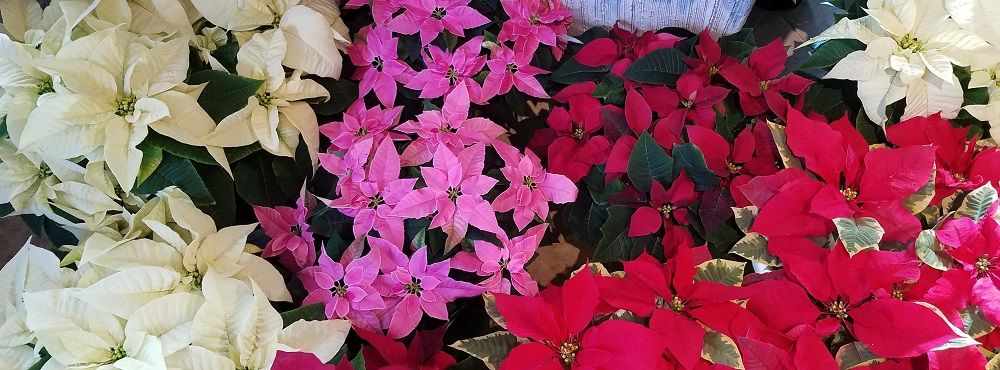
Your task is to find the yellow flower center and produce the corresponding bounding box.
[708,65,719,75]
[36,163,52,180]
[256,92,275,106]
[758,80,770,92]
[404,277,423,295]
[523,176,537,189]
[828,299,849,320]
[333,280,348,297]
[107,346,127,362]
[841,187,858,201]
[571,127,584,140]
[447,186,462,202]
[727,162,742,174]
[115,95,138,117]
[976,256,992,275]
[37,78,54,95]
[898,33,924,51]
[368,194,385,209]
[558,341,579,365]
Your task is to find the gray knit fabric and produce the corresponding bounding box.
[563,0,756,36]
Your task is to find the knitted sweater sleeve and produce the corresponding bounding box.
[561,0,755,36]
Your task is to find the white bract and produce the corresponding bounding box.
[189,0,350,78]
[204,31,327,163]
[804,0,993,126]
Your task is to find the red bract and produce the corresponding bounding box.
[886,114,1000,204]
[645,73,729,130]
[684,30,738,83]
[605,88,662,181]
[357,326,457,370]
[496,270,670,369]
[597,248,744,369]
[575,24,681,71]
[745,241,966,359]
[628,171,698,237]
[534,94,611,182]
[937,208,1000,326]
[719,40,811,117]
[752,107,936,242]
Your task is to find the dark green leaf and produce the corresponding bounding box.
[133,153,215,206]
[136,143,164,185]
[224,143,262,163]
[0,203,13,217]
[280,303,326,327]
[211,42,239,73]
[27,355,50,370]
[144,132,216,164]
[551,59,611,84]
[672,143,718,191]
[187,70,264,122]
[349,350,366,370]
[0,116,8,139]
[233,152,287,206]
[272,156,307,197]
[312,77,358,115]
[593,206,641,262]
[560,188,610,248]
[198,167,237,227]
[623,48,688,85]
[592,74,625,100]
[855,107,881,145]
[801,39,866,70]
[718,29,756,60]
[628,132,674,193]
[802,83,849,121]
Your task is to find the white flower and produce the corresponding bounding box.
[203,31,327,163]
[191,27,229,71]
[805,0,992,126]
[963,90,1000,141]
[189,0,349,78]
[188,271,350,369]
[0,240,62,370]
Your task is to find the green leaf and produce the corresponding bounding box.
[449,331,522,370]
[0,116,8,139]
[136,143,163,185]
[730,232,781,267]
[702,331,745,369]
[27,355,50,370]
[623,48,688,85]
[960,306,995,338]
[718,29,756,60]
[627,132,673,193]
[410,227,427,250]
[915,230,949,271]
[550,59,611,84]
[835,342,883,369]
[144,132,216,164]
[802,84,848,121]
[233,152,288,206]
[732,205,758,233]
[593,206,642,263]
[312,77,358,116]
[349,350,366,370]
[198,167,237,227]
[187,70,264,122]
[483,293,507,329]
[695,259,746,286]
[280,303,326,327]
[833,217,885,256]
[958,184,998,221]
[672,143,718,191]
[902,166,935,213]
[211,42,239,73]
[560,187,609,248]
[801,39,866,69]
[133,153,215,206]
[225,143,262,163]
[592,74,625,105]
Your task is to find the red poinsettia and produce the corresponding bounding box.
[530,93,611,182]
[496,270,670,369]
[575,23,681,77]
[604,88,674,181]
[628,171,698,236]
[719,40,811,118]
[686,123,779,192]
[748,108,935,242]
[356,325,457,369]
[886,114,1000,204]
[597,248,745,369]
[684,30,738,83]
[744,240,968,359]
[936,206,1000,326]
[644,72,730,130]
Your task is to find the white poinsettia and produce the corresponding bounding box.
[19,26,229,192]
[804,0,993,126]
[188,271,350,369]
[0,241,63,370]
[963,91,1000,141]
[0,139,120,227]
[203,31,327,163]
[24,288,168,370]
[189,0,349,78]
[191,26,229,71]
[0,33,55,145]
[54,0,195,41]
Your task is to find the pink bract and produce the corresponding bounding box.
[404,37,487,102]
[254,196,316,271]
[387,0,489,46]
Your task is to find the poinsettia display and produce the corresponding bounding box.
[4,0,1000,369]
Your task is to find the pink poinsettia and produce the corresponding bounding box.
[482,45,549,100]
[300,245,385,332]
[628,171,698,236]
[452,223,548,296]
[886,114,1000,205]
[345,0,401,26]
[319,138,374,194]
[327,139,416,247]
[684,30,738,83]
[492,141,577,229]
[719,40,811,117]
[392,144,504,248]
[395,84,506,166]
[530,94,611,182]
[405,37,487,102]
[254,196,315,271]
[320,99,404,153]
[347,26,413,107]
[372,237,483,338]
[387,0,489,46]
[497,0,573,59]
